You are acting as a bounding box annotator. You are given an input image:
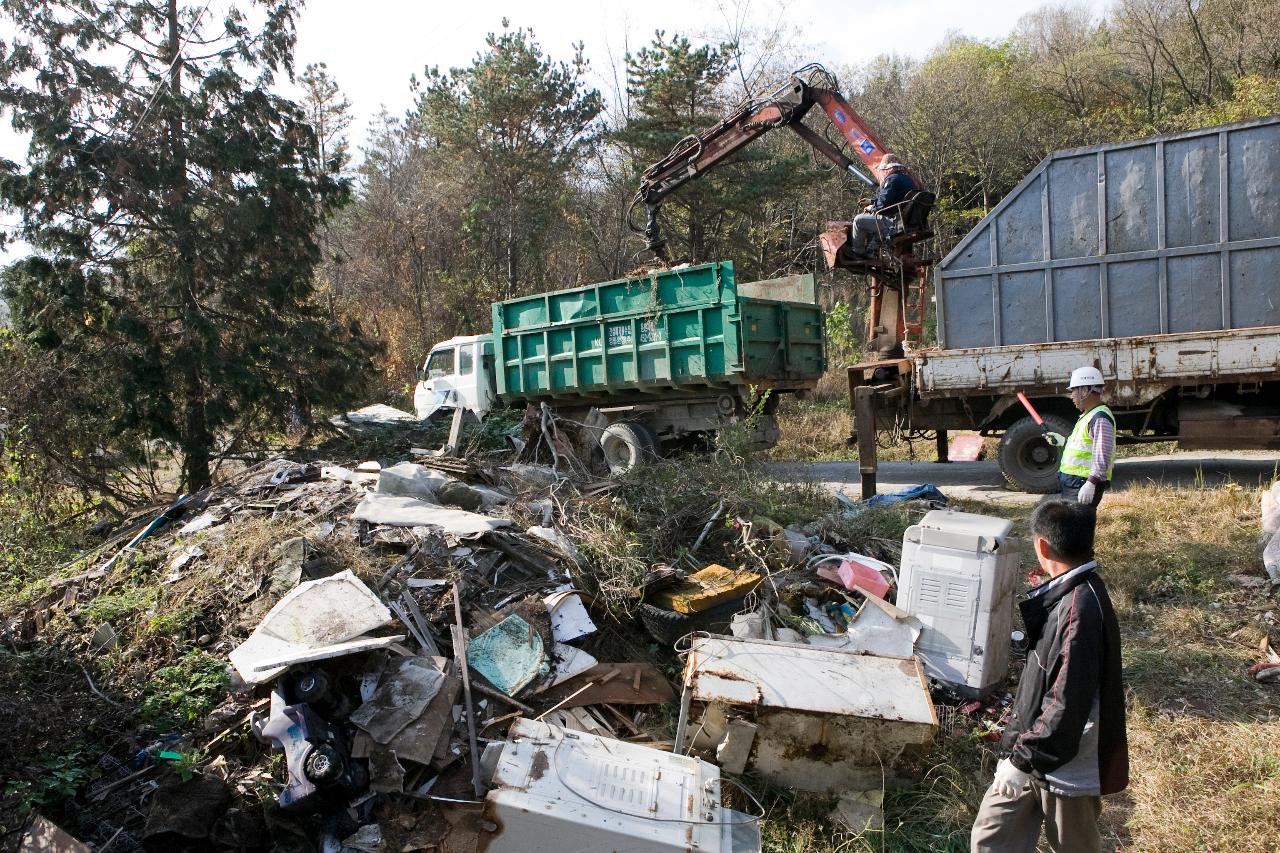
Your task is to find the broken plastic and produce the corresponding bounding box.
[376,462,451,500]
[352,492,510,536]
[229,570,401,684]
[543,590,597,642]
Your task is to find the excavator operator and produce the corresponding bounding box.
[847,153,919,258]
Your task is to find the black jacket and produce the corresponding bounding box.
[1001,563,1129,795]
[873,169,916,212]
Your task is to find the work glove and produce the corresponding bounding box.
[991,757,1032,799]
[1078,480,1097,505]
[1044,431,1066,447]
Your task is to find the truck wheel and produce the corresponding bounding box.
[998,415,1072,493]
[601,422,656,474]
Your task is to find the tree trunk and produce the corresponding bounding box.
[168,0,211,491]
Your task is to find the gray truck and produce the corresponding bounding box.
[851,116,1280,493]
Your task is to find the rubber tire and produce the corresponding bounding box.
[303,744,345,785]
[285,669,329,704]
[998,414,1073,493]
[601,422,657,474]
[639,598,747,648]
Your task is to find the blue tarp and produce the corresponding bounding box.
[865,484,948,508]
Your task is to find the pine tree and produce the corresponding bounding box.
[617,32,816,268]
[412,21,603,298]
[0,0,374,492]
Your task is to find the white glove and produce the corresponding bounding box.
[1077,480,1097,505]
[1044,431,1066,447]
[991,757,1032,798]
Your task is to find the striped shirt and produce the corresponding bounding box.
[1088,412,1115,484]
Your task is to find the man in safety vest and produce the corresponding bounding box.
[1055,366,1115,507]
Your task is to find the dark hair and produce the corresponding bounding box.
[1030,500,1096,564]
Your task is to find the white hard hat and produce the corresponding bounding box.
[1067,366,1105,389]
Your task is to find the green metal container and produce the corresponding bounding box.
[492,261,824,404]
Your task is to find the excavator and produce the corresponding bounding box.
[630,63,936,358]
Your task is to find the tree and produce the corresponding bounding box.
[412,21,603,298]
[617,32,818,269]
[299,62,353,174]
[0,0,374,494]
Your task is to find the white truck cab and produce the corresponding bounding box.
[413,335,497,420]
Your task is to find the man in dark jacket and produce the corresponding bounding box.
[848,153,917,256]
[971,500,1128,853]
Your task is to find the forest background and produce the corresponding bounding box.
[1,0,1279,504]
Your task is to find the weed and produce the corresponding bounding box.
[141,649,229,730]
[83,585,157,625]
[146,603,200,637]
[2,744,97,834]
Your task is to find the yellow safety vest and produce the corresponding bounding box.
[1059,404,1115,479]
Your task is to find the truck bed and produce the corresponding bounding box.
[914,324,1280,406]
[492,262,824,405]
[935,117,1280,349]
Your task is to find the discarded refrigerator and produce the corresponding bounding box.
[480,718,761,853]
[676,635,937,793]
[899,509,1018,696]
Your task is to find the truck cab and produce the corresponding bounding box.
[413,335,496,420]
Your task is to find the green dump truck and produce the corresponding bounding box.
[413,261,825,470]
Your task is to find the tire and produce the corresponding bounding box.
[997,414,1073,493]
[639,598,747,648]
[601,422,656,474]
[303,744,345,785]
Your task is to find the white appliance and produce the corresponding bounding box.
[482,718,760,853]
[899,509,1018,697]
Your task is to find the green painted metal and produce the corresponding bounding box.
[492,261,825,403]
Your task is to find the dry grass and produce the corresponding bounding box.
[1122,710,1280,852]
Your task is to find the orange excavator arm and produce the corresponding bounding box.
[633,64,913,260]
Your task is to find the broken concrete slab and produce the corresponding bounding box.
[229,570,398,683]
[832,789,885,833]
[268,536,307,596]
[466,614,548,696]
[350,656,446,744]
[352,492,510,537]
[376,462,451,500]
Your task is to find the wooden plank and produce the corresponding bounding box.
[531,663,674,708]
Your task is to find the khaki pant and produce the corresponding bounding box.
[971,781,1102,853]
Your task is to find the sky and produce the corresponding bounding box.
[288,0,1077,148]
[0,0,1097,264]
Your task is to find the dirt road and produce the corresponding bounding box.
[769,450,1280,504]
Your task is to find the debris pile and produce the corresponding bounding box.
[4,404,1026,850]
